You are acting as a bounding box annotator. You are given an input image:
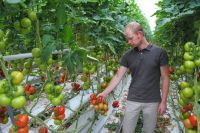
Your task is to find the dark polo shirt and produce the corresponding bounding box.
[120,44,168,103]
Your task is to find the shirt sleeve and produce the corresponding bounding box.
[120,53,129,68]
[159,49,168,66]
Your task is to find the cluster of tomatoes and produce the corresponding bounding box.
[90,94,108,115]
[71,82,81,92]
[13,114,29,133]
[52,106,65,125]
[174,42,200,133]
[0,71,27,109]
[44,82,64,106]
[176,42,200,75]
[80,65,96,90]
[22,58,32,76]
[24,83,36,100]
[14,10,37,34]
[0,106,8,124]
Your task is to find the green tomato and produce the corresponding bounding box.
[194,59,200,67]
[184,52,194,61]
[184,61,195,70]
[29,95,36,100]
[13,85,24,97]
[180,92,189,103]
[0,79,7,93]
[47,57,54,65]
[39,64,46,71]
[51,97,62,106]
[11,71,24,85]
[179,113,185,121]
[58,93,64,101]
[28,11,37,21]
[83,67,89,74]
[47,94,54,101]
[0,29,4,40]
[21,17,32,28]
[0,41,6,51]
[185,68,194,74]
[184,42,194,52]
[22,68,29,75]
[55,85,63,94]
[54,119,62,125]
[182,87,194,99]
[179,98,187,106]
[34,57,41,64]
[14,21,21,31]
[185,129,197,133]
[179,65,185,73]
[0,94,11,106]
[24,61,32,69]
[180,81,190,89]
[32,48,41,58]
[20,27,31,34]
[44,82,54,94]
[11,96,26,109]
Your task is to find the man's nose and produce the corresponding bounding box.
[128,40,132,44]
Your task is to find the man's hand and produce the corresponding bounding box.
[158,102,167,115]
[97,66,128,99]
[97,91,108,99]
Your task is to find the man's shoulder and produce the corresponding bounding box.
[123,48,134,56]
[151,44,165,52]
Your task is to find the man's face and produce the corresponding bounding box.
[124,29,142,47]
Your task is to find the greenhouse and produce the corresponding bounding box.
[0,0,200,133]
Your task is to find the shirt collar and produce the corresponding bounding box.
[134,44,152,52]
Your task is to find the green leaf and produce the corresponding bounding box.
[107,43,116,54]
[41,43,55,62]
[42,34,55,46]
[56,4,66,27]
[63,52,74,75]
[62,25,73,43]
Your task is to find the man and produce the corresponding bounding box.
[99,21,169,133]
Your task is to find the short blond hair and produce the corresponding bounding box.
[124,21,144,34]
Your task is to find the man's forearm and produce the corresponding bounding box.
[104,74,124,95]
[161,76,169,103]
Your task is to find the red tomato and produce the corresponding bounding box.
[112,100,119,108]
[24,83,31,91]
[17,126,29,133]
[189,115,197,128]
[180,107,187,113]
[15,114,29,128]
[71,82,81,91]
[97,96,103,103]
[53,107,59,114]
[91,99,97,105]
[168,66,175,74]
[59,106,65,115]
[186,103,193,111]
[29,87,36,94]
[58,114,65,120]
[38,127,48,133]
[90,93,96,101]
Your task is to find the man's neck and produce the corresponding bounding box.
[137,40,149,50]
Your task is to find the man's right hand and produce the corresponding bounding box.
[97,91,108,99]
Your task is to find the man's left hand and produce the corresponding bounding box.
[158,102,167,115]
